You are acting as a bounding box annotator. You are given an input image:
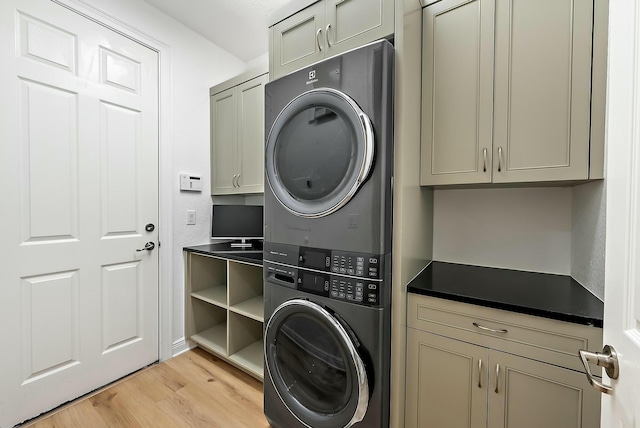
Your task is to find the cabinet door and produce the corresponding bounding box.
[406,329,488,428]
[488,351,600,428]
[211,88,238,195]
[236,74,267,194]
[420,0,494,185]
[492,0,593,183]
[271,2,325,81]
[324,0,394,56]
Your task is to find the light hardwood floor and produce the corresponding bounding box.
[22,348,270,428]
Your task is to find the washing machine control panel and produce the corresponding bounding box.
[264,242,385,307]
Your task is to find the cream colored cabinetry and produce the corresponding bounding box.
[420,0,604,185]
[406,294,602,428]
[210,70,267,195]
[270,0,394,80]
[184,251,264,380]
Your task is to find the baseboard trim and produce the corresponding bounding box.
[172,338,195,357]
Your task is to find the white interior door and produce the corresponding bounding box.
[0,0,159,426]
[601,0,640,426]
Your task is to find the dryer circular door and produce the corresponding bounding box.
[265,88,375,218]
[264,299,369,428]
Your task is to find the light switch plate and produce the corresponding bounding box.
[186,210,196,225]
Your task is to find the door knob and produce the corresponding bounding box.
[145,223,155,232]
[578,345,619,394]
[136,242,155,252]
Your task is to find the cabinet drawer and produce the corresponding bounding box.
[408,294,602,373]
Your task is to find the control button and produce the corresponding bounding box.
[346,294,354,300]
[331,290,339,297]
[355,290,363,297]
[367,297,377,303]
[332,267,339,273]
[324,281,330,292]
[326,257,331,267]
[356,268,364,276]
[368,292,377,299]
[340,267,347,274]
[339,292,346,299]
[368,283,377,290]
[299,255,304,262]
[347,268,355,275]
[357,257,364,263]
[369,257,378,264]
[356,295,363,302]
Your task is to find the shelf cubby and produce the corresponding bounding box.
[228,313,264,379]
[184,250,264,381]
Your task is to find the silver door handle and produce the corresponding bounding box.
[483,148,487,172]
[326,24,332,47]
[136,242,155,252]
[494,364,500,393]
[316,28,323,51]
[232,174,238,188]
[236,173,241,188]
[473,322,508,334]
[579,345,619,394]
[497,147,503,172]
[478,359,483,388]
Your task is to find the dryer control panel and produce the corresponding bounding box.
[264,241,385,307]
[264,241,382,279]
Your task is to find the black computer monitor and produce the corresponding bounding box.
[211,204,263,248]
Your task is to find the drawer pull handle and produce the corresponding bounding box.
[473,322,508,334]
[495,364,500,393]
[478,359,483,388]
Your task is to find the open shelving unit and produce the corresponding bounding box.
[184,251,264,380]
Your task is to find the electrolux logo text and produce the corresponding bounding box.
[306,69,318,85]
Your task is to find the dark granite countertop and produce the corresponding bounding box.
[184,243,263,266]
[407,261,604,328]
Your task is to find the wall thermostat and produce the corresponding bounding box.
[180,174,202,192]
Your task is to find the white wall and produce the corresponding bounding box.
[571,181,606,300]
[80,0,248,349]
[433,187,573,274]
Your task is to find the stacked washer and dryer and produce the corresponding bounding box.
[263,40,394,428]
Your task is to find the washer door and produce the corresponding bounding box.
[264,299,369,428]
[265,88,375,218]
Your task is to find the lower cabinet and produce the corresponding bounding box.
[184,251,264,380]
[406,294,602,428]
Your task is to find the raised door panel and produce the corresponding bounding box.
[488,351,600,428]
[406,329,488,428]
[211,88,238,195]
[492,0,593,183]
[325,0,394,56]
[420,0,494,185]
[272,2,325,80]
[237,74,267,194]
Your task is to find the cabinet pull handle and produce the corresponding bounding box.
[326,24,332,47]
[316,28,323,51]
[478,359,483,388]
[495,364,500,393]
[482,147,487,172]
[236,173,241,187]
[233,174,238,188]
[473,322,508,334]
[497,146,503,172]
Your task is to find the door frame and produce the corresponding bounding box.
[52,0,174,361]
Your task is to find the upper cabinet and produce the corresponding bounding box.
[210,69,268,195]
[420,0,607,186]
[269,0,394,81]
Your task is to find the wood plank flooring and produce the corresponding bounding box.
[22,348,270,428]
